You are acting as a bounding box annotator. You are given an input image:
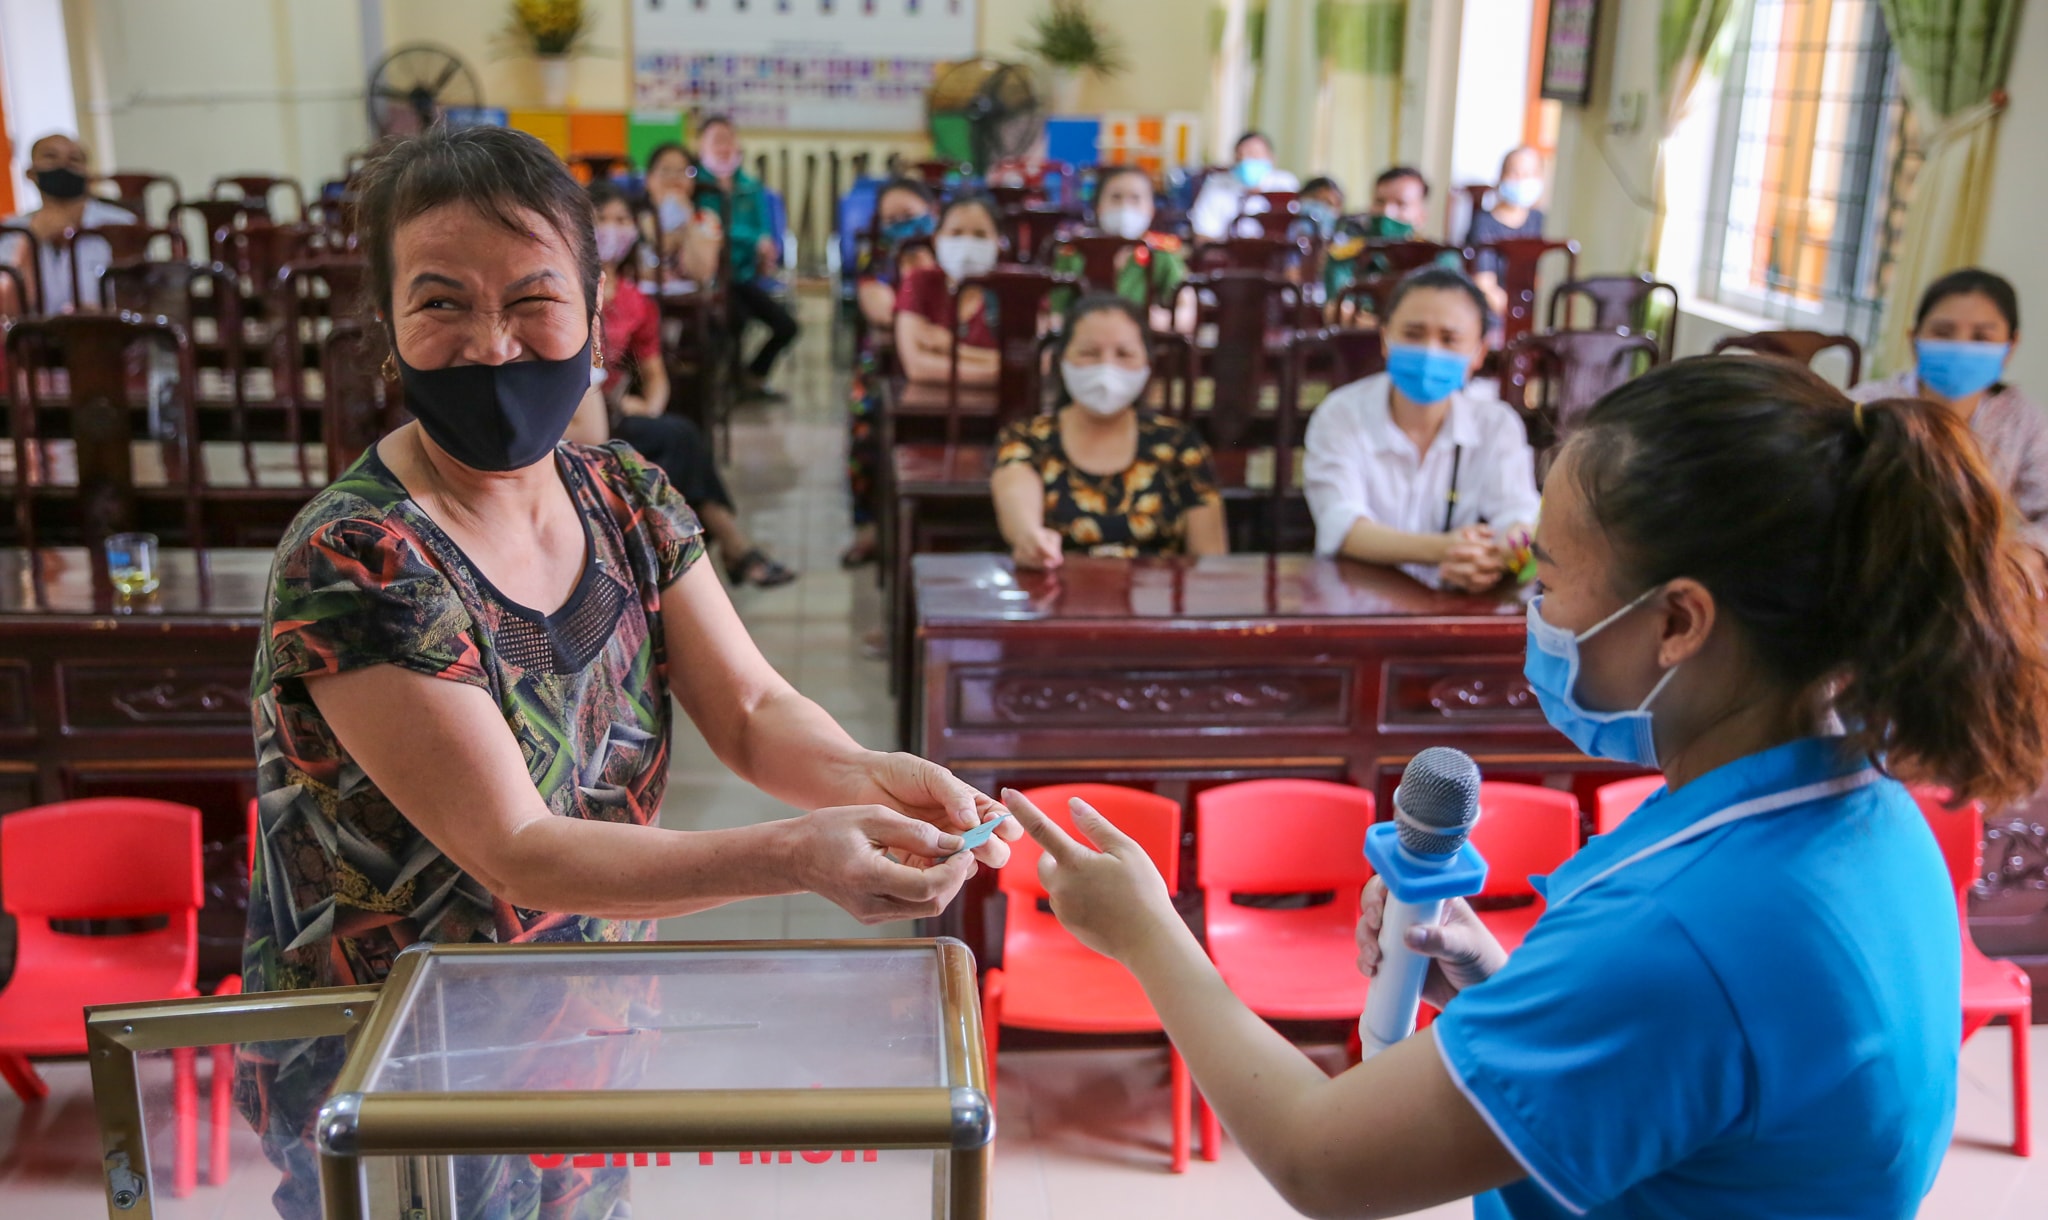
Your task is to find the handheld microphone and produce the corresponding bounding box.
[1358,747,1489,1058]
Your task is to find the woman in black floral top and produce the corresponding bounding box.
[992,294,1227,568]
[238,126,1015,1219]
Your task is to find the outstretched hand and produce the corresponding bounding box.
[1002,788,1181,963]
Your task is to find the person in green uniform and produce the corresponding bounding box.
[693,114,800,400]
[1051,165,1191,332]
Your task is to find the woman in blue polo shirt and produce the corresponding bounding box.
[1002,356,2048,1217]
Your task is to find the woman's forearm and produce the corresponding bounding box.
[496,816,806,919]
[725,685,877,812]
[991,465,1046,547]
[1341,518,1455,567]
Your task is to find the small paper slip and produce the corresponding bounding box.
[952,812,1012,854]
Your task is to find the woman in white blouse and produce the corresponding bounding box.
[1304,267,1540,591]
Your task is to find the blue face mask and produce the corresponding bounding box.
[1301,199,1338,237]
[1234,158,1273,188]
[1385,343,1471,406]
[881,213,936,245]
[1523,590,1679,768]
[1915,338,2009,400]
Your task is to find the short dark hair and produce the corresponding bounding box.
[1051,293,1151,407]
[1094,164,1155,199]
[1567,357,2048,807]
[1301,176,1342,199]
[876,176,935,213]
[1386,265,1490,331]
[353,125,599,317]
[1375,165,1429,197]
[697,113,735,138]
[938,190,1000,233]
[1234,130,1270,156]
[645,140,691,173]
[1915,267,2020,335]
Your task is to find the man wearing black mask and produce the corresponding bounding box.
[1,132,135,313]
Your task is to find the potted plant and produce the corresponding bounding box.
[501,0,599,109]
[1020,0,1127,114]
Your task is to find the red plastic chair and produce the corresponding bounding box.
[1195,779,1377,1156]
[981,784,1203,1171]
[0,798,208,1196]
[1593,775,1664,835]
[1466,783,1581,954]
[1919,791,2031,1156]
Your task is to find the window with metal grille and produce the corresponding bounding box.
[1701,0,1918,342]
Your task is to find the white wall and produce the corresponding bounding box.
[65,0,367,201]
[1448,0,1533,187]
[0,0,80,208]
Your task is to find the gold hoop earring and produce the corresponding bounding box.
[593,330,605,369]
[381,353,397,380]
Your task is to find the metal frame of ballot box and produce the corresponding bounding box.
[85,939,993,1220]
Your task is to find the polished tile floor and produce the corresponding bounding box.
[2,294,2043,1217]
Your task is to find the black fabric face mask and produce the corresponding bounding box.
[32,166,88,201]
[394,335,594,472]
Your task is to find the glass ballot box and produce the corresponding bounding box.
[86,939,991,1219]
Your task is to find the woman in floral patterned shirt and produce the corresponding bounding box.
[239,126,1015,1219]
[991,294,1226,570]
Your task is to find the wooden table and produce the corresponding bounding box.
[0,546,268,983]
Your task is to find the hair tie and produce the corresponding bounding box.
[1852,400,1866,435]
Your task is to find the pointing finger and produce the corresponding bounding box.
[1003,788,1092,865]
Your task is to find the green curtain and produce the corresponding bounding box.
[1873,0,2024,374]
[1647,0,1745,269]
[1311,0,1406,199]
[1205,0,1406,194]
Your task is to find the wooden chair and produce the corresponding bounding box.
[947,266,1079,437]
[1048,233,1150,311]
[319,322,404,479]
[1477,237,1579,350]
[1178,269,1305,451]
[911,159,959,189]
[1233,190,1302,240]
[1193,234,1314,277]
[97,172,183,225]
[175,200,255,269]
[211,175,305,223]
[79,222,189,268]
[999,204,1069,265]
[5,313,203,547]
[0,224,46,314]
[271,258,370,486]
[1710,329,1863,387]
[1503,329,1662,444]
[1548,275,1680,364]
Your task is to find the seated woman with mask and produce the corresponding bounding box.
[639,140,722,287]
[570,180,794,587]
[1051,165,1189,332]
[1464,146,1548,321]
[1851,268,2046,591]
[842,177,940,567]
[991,294,1225,570]
[894,192,1004,387]
[1305,268,1538,591]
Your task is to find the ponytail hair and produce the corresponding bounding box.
[1567,357,2048,807]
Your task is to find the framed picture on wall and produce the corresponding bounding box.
[1540,0,1602,105]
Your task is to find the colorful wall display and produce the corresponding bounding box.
[631,0,979,132]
